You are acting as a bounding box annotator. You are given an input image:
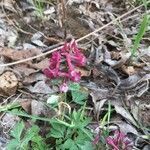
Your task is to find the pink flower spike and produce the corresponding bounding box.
[61,42,70,52]
[106,130,133,150]
[69,70,81,82]
[65,53,74,71]
[43,68,58,78]
[60,82,69,93]
[70,40,77,50]
[43,39,87,86]
[58,71,70,78]
[92,134,100,145]
[49,52,61,69]
[71,53,86,66]
[106,137,120,150]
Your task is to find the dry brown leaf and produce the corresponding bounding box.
[20,99,32,114]
[75,67,91,77]
[90,89,109,119]
[13,64,37,76]
[0,47,41,61]
[104,48,131,69]
[111,51,121,60]
[26,81,54,94]
[1,0,16,13]
[23,73,46,85]
[11,58,49,78]
[131,99,150,127]
[114,105,138,127]
[31,100,47,116]
[32,58,49,70]
[31,100,56,118]
[121,65,136,75]
[0,71,18,96]
[1,113,20,129]
[117,122,138,135]
[0,56,6,75]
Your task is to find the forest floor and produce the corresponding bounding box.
[0,0,150,150]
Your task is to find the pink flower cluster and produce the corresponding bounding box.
[43,40,86,92]
[106,130,133,150]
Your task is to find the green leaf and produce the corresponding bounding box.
[131,14,149,57]
[47,95,60,105]
[7,139,20,150]
[10,121,24,140]
[77,141,94,150]
[21,125,40,146]
[69,83,80,90]
[0,102,20,112]
[71,90,88,105]
[63,138,75,149]
[69,83,89,104]
[7,109,51,122]
[32,135,47,150]
[50,128,65,138]
[49,121,67,138]
[80,128,93,140]
[71,110,91,128]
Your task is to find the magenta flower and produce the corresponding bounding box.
[69,70,81,82]
[43,68,59,78]
[59,82,69,93]
[43,39,86,92]
[106,130,133,150]
[92,134,100,145]
[49,52,61,69]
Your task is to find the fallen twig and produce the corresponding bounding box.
[0,2,149,67]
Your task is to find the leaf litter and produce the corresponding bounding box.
[0,0,150,149]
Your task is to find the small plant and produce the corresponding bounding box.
[92,103,112,148]
[131,14,149,57]
[7,121,47,150]
[33,0,44,19]
[106,130,133,150]
[131,0,149,57]
[43,40,86,92]
[48,108,94,150]
[69,83,89,105]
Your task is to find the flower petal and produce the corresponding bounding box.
[60,83,69,93]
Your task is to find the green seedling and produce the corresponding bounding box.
[6,109,52,122]
[0,102,20,112]
[131,14,149,57]
[93,103,113,149]
[48,107,94,150]
[100,102,112,128]
[69,83,89,105]
[33,0,44,19]
[131,0,150,57]
[7,121,47,150]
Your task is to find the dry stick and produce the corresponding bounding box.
[0,3,147,67]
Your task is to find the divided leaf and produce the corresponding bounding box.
[10,121,24,141]
[69,83,88,104]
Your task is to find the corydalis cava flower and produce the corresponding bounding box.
[43,40,86,92]
[106,130,133,150]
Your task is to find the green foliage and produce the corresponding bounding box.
[7,109,51,122]
[131,14,149,57]
[48,109,94,150]
[0,102,20,112]
[6,105,93,149]
[131,0,150,57]
[69,83,89,105]
[134,0,150,7]
[33,0,44,19]
[7,121,47,150]
[100,102,112,127]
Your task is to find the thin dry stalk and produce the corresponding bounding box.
[0,3,147,67]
